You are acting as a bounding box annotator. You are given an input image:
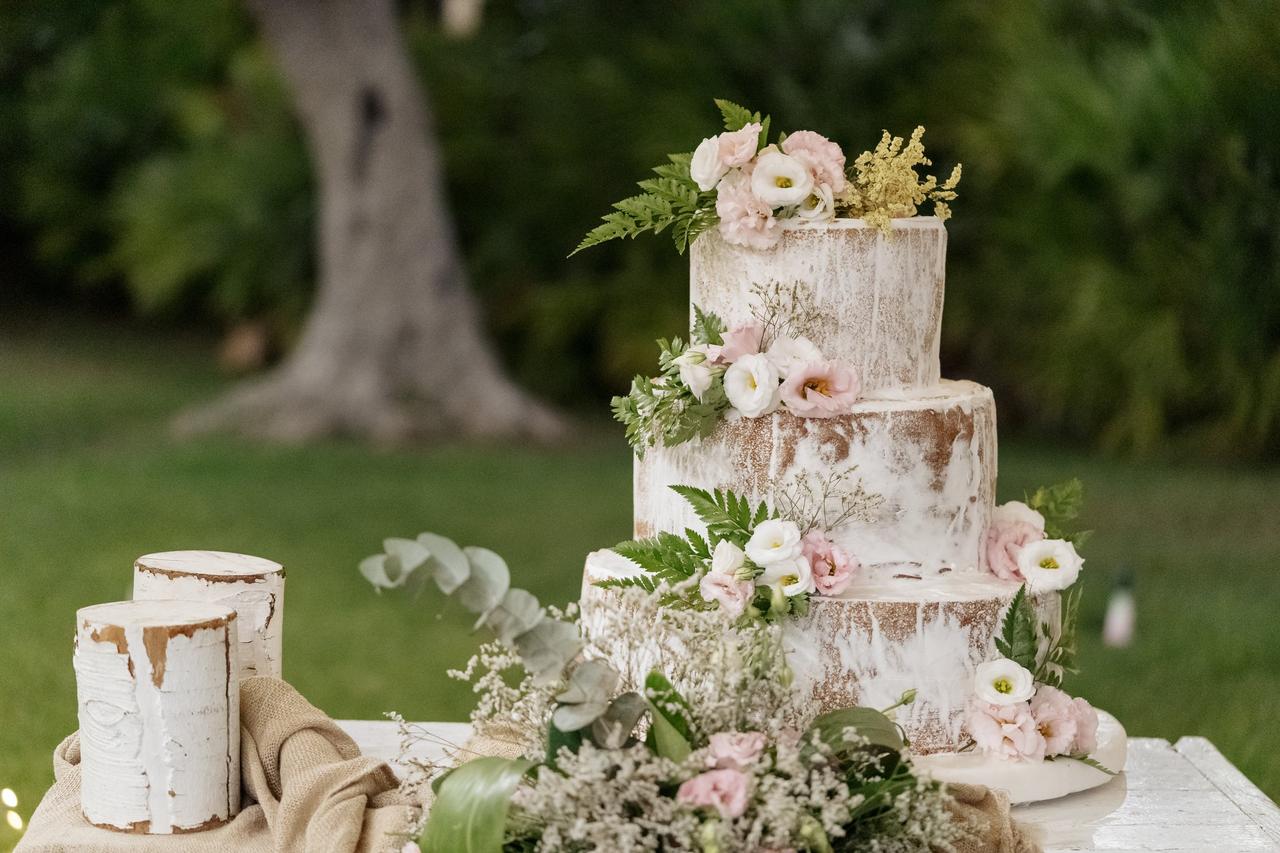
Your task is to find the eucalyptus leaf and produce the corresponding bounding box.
[552,700,611,732]
[591,691,647,749]
[805,707,904,755]
[556,659,619,705]
[417,532,470,594]
[358,554,405,589]
[420,756,534,853]
[383,537,431,574]
[483,588,544,645]
[512,619,583,684]
[458,546,511,615]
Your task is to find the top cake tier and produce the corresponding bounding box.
[691,217,946,394]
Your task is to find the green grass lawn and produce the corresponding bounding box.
[1,313,1278,847]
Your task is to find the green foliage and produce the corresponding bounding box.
[994,585,1039,672]
[1026,479,1092,547]
[691,305,725,346]
[805,707,905,755]
[421,756,535,852]
[1037,583,1083,688]
[669,484,770,544]
[643,670,694,761]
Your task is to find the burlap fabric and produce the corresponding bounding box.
[938,782,1042,853]
[17,678,418,853]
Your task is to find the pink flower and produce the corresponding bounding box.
[1030,686,1079,756]
[716,170,781,250]
[717,323,762,363]
[717,123,762,168]
[707,731,767,770]
[676,768,751,819]
[983,501,1046,581]
[699,571,754,619]
[781,130,846,193]
[779,360,861,417]
[801,530,858,596]
[966,700,1047,762]
[1070,696,1100,755]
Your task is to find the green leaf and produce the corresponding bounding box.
[512,619,583,684]
[995,585,1039,671]
[1026,479,1088,545]
[590,691,648,749]
[482,588,544,645]
[556,659,618,705]
[713,98,761,132]
[418,532,471,594]
[644,670,693,762]
[358,553,406,590]
[545,722,584,768]
[551,700,610,732]
[692,304,726,346]
[420,757,535,853]
[669,484,762,541]
[383,537,431,574]
[805,707,904,754]
[457,546,511,615]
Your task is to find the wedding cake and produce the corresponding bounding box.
[577,112,1125,802]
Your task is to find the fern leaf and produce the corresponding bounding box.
[713,98,761,132]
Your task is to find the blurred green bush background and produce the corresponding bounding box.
[3,0,1277,457]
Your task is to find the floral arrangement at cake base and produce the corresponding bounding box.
[359,531,985,852]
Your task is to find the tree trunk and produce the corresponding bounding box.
[176,0,564,443]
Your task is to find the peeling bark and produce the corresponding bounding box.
[176,0,564,443]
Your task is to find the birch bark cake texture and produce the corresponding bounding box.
[132,550,285,680]
[73,600,240,833]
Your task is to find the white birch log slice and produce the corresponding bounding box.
[132,550,285,680]
[74,600,240,834]
[690,218,947,394]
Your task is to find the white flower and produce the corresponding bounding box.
[723,353,781,417]
[750,149,814,208]
[795,182,836,220]
[1017,539,1084,592]
[765,335,823,376]
[757,554,814,596]
[991,500,1046,534]
[710,539,746,576]
[690,136,729,192]
[675,345,718,402]
[745,518,803,567]
[974,658,1036,705]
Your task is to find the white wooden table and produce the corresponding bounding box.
[338,721,1280,853]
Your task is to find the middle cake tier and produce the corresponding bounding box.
[635,379,997,576]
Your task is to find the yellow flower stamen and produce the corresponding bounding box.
[1039,557,1060,570]
[993,677,1013,695]
[781,574,799,587]
[775,176,793,188]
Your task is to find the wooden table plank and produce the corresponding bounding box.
[340,722,1280,852]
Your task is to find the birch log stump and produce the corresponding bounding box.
[132,550,285,680]
[74,601,240,834]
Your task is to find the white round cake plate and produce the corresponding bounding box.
[914,710,1127,804]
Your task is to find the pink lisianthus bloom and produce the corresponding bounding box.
[983,501,1046,581]
[966,700,1047,762]
[779,360,861,417]
[781,130,846,193]
[676,768,751,819]
[717,123,762,168]
[707,731,767,770]
[717,323,763,364]
[699,571,754,619]
[716,170,781,250]
[1070,696,1100,755]
[1029,685,1079,756]
[800,530,857,596]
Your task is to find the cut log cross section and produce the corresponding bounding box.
[132,550,286,680]
[74,600,241,834]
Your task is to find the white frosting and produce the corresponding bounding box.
[691,217,946,393]
[74,600,239,833]
[133,551,285,679]
[916,711,1128,804]
[634,381,997,574]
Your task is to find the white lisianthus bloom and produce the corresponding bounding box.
[1017,539,1084,592]
[991,500,1046,532]
[750,149,814,208]
[745,518,803,566]
[974,658,1036,705]
[795,182,836,220]
[710,539,746,576]
[723,353,781,417]
[765,335,823,376]
[690,136,729,192]
[675,345,719,402]
[757,554,815,596]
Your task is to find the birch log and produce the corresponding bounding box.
[74,600,240,833]
[133,550,285,680]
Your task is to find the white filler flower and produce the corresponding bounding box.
[690,136,729,191]
[724,353,781,417]
[746,518,803,566]
[1017,539,1084,592]
[974,658,1036,705]
[757,553,815,596]
[750,149,814,207]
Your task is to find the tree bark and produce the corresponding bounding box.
[176,0,564,443]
